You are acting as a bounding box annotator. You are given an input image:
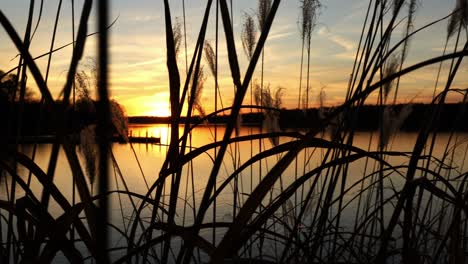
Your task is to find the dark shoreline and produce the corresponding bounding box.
[128,103,468,132]
[2,103,467,139]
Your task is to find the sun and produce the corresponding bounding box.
[145,94,172,117]
[148,106,171,117]
[142,99,171,117]
[123,96,171,117]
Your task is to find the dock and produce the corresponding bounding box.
[126,135,160,144]
[8,134,161,145]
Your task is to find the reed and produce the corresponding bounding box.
[1,0,468,263]
[298,0,320,110]
[241,13,257,61]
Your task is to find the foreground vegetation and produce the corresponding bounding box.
[1,0,468,263]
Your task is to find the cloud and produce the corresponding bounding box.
[317,27,356,60]
[131,15,160,22]
[268,25,297,41]
[342,0,370,22]
[127,58,164,67]
[431,45,459,53]
[269,31,295,41]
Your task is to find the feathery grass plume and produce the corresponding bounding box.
[75,96,95,118]
[204,41,224,108]
[303,0,321,43]
[298,0,321,110]
[380,104,413,149]
[83,57,98,84]
[80,124,97,184]
[204,41,216,76]
[401,0,417,62]
[393,0,405,17]
[299,0,321,42]
[75,57,100,99]
[263,105,281,146]
[299,0,321,112]
[74,68,96,127]
[75,70,91,98]
[75,62,126,144]
[301,88,308,112]
[173,17,183,58]
[383,55,400,101]
[254,82,282,146]
[392,0,418,104]
[282,199,295,229]
[274,86,283,107]
[299,1,309,43]
[447,0,468,40]
[318,86,326,119]
[241,13,257,60]
[192,65,206,118]
[327,109,344,142]
[257,0,272,31]
[110,100,129,142]
[254,82,263,105]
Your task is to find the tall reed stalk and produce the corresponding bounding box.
[1,0,468,263]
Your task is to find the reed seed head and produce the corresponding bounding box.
[393,0,405,17]
[241,13,257,60]
[79,124,97,184]
[257,0,272,31]
[380,104,412,149]
[110,100,129,142]
[318,87,327,119]
[254,83,283,146]
[204,41,217,77]
[192,66,206,117]
[447,0,468,40]
[299,0,321,42]
[383,55,400,101]
[173,17,183,58]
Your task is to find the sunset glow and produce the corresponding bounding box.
[0,0,467,116]
[118,92,171,117]
[3,1,468,262]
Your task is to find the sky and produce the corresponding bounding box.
[0,0,466,116]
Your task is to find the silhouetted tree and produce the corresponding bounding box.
[0,70,35,102]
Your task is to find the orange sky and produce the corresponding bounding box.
[1,0,467,116]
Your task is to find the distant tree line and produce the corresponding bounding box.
[279,104,468,131]
[131,103,468,131]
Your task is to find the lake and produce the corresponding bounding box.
[2,124,468,262]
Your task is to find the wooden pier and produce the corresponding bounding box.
[126,135,160,144]
[9,134,161,145]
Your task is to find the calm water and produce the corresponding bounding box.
[3,124,468,261]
